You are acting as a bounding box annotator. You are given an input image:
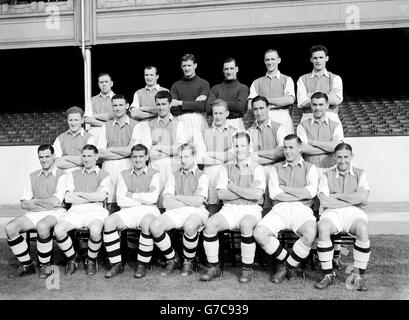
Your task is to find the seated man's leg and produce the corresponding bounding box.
[349,216,370,291]
[54,218,79,275]
[315,215,339,289]
[270,204,317,284]
[134,212,158,278]
[5,215,36,276]
[200,209,230,281]
[180,212,207,276]
[237,211,261,283]
[85,218,105,275]
[36,215,60,279]
[150,212,180,276]
[103,213,127,278]
[254,206,289,283]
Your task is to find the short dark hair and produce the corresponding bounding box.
[181,53,196,64]
[233,131,251,144]
[66,106,84,117]
[82,144,98,154]
[311,92,329,103]
[131,144,149,155]
[335,142,353,153]
[310,45,328,56]
[212,98,228,111]
[179,143,196,155]
[223,57,237,66]
[251,95,269,108]
[144,66,158,75]
[112,94,128,104]
[38,144,54,154]
[98,73,112,81]
[264,49,280,58]
[284,134,302,145]
[155,90,172,103]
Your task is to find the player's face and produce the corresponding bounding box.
[98,75,113,95]
[131,150,148,170]
[233,136,250,161]
[283,138,301,163]
[264,51,281,72]
[223,61,238,81]
[179,149,195,170]
[310,51,329,72]
[156,98,171,118]
[252,100,269,123]
[112,98,128,118]
[82,149,98,169]
[67,113,83,133]
[335,149,353,173]
[311,97,328,119]
[212,105,228,127]
[38,149,54,171]
[144,68,158,87]
[181,60,197,78]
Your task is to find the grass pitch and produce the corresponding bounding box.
[0,235,408,300]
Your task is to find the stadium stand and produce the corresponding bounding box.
[1,97,408,146]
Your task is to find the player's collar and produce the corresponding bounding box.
[131,166,148,176]
[66,128,85,137]
[310,69,329,78]
[334,165,355,178]
[39,165,57,177]
[234,156,252,168]
[112,115,130,126]
[180,164,198,175]
[266,70,281,79]
[282,156,304,168]
[82,166,100,175]
[144,84,161,91]
[310,114,329,125]
[99,91,114,99]
[211,124,228,132]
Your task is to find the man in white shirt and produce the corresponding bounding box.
[129,66,169,122]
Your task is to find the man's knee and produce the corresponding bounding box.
[88,222,103,238]
[253,225,270,244]
[302,223,317,246]
[239,216,257,234]
[140,214,157,234]
[54,222,68,239]
[354,221,368,240]
[103,215,118,231]
[5,221,20,238]
[149,218,164,236]
[36,220,53,238]
[183,218,200,236]
[317,220,333,239]
[203,216,219,235]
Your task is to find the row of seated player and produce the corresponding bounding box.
[5,132,371,292]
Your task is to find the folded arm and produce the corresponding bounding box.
[163,194,187,210]
[319,193,350,209]
[281,186,311,200]
[333,191,369,206]
[267,95,295,108]
[308,140,342,153]
[174,195,205,207]
[228,181,264,201]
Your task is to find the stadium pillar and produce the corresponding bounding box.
[80,0,92,128]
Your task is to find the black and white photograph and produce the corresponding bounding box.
[0,0,408,305]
